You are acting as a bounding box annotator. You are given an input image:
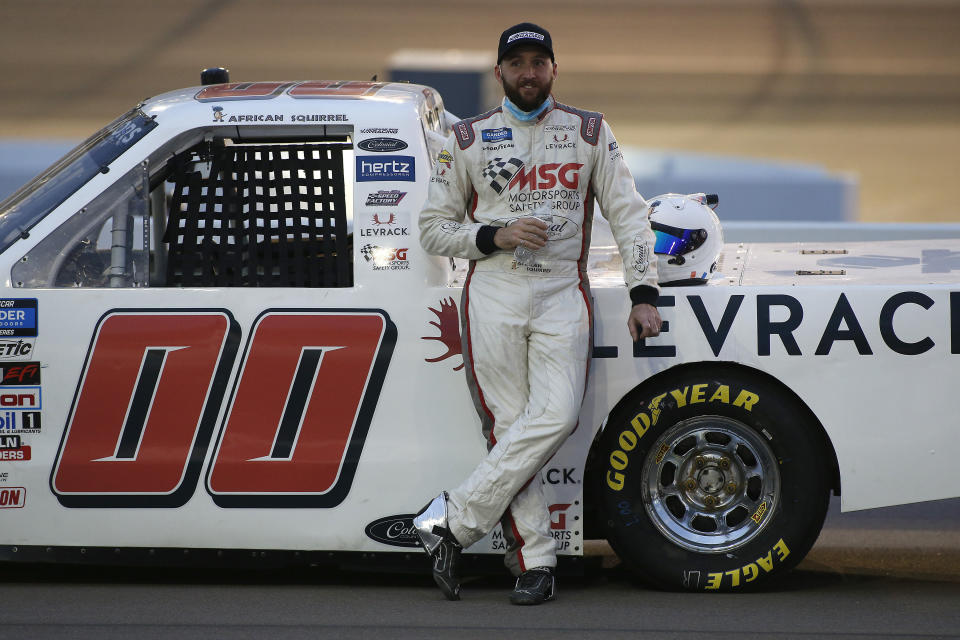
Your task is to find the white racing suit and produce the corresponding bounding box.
[419,97,660,574]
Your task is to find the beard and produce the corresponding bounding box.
[501,74,554,112]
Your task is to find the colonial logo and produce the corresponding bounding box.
[358,137,408,152]
[365,190,406,206]
[633,239,650,275]
[481,127,512,143]
[422,297,463,371]
[492,214,580,241]
[364,514,420,548]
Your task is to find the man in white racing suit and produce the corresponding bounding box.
[413,22,662,605]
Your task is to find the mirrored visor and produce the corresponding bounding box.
[651,222,708,256]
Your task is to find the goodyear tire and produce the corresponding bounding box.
[589,366,831,592]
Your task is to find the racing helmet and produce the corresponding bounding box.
[648,193,723,286]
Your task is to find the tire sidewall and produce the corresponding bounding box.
[593,368,830,592]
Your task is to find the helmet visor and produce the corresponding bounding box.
[651,222,708,256]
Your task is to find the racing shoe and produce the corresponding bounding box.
[510,567,555,605]
[412,492,463,601]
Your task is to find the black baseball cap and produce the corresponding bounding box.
[497,23,554,64]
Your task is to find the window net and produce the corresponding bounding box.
[165,142,351,287]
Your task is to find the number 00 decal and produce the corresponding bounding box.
[206,310,395,507]
[51,309,396,509]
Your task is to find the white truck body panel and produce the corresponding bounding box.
[0,82,955,558]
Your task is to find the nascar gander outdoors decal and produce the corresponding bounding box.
[481,128,512,142]
[0,300,37,337]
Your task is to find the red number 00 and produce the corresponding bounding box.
[51,309,396,508]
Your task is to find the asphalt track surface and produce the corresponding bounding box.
[1,496,957,639]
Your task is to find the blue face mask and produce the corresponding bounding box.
[504,95,554,122]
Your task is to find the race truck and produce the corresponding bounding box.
[0,76,957,592]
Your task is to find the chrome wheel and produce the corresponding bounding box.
[641,415,780,553]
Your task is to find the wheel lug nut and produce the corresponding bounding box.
[704,496,716,508]
[684,478,697,490]
[726,481,737,493]
[720,458,730,470]
[695,457,705,468]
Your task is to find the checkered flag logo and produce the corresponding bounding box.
[482,157,525,195]
[360,243,377,262]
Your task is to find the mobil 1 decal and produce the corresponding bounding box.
[0,360,42,440]
[51,308,395,508]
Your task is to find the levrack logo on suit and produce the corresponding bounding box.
[356,156,416,182]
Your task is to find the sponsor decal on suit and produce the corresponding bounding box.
[481,127,513,143]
